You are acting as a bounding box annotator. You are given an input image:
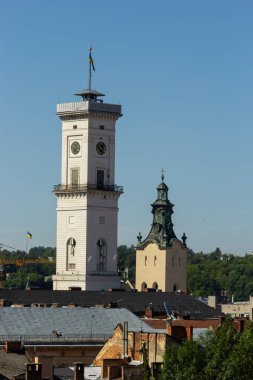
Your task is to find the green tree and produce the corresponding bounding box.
[222,321,253,380]
[187,250,253,300]
[140,342,151,380]
[117,245,136,281]
[160,340,205,380]
[160,319,253,380]
[202,318,238,380]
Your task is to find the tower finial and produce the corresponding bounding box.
[161,168,165,182]
[88,46,95,90]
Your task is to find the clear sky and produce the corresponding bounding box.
[0,0,252,255]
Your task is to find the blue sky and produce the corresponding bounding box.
[0,0,252,254]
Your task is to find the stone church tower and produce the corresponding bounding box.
[135,175,187,292]
[53,88,123,291]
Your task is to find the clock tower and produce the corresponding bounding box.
[53,88,123,290]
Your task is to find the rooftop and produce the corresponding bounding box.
[0,308,159,343]
[0,289,223,320]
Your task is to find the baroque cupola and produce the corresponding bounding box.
[137,173,178,248]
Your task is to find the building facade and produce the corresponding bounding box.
[53,89,123,290]
[135,175,188,292]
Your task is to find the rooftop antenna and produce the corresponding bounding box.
[88,46,95,90]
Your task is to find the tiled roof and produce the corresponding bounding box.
[0,351,26,379]
[0,289,223,319]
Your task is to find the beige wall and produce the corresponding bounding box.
[220,296,253,320]
[135,240,187,292]
[93,324,168,367]
[208,296,253,320]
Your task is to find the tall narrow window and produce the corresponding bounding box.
[97,238,107,270]
[71,168,79,188]
[97,169,104,188]
[145,256,147,266]
[66,238,76,271]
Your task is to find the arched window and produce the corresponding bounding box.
[173,284,177,292]
[152,282,158,290]
[97,238,107,270]
[67,238,76,255]
[66,238,76,270]
[141,282,147,291]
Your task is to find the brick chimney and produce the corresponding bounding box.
[74,362,84,380]
[145,304,154,318]
[25,364,42,380]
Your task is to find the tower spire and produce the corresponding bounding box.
[137,174,176,248]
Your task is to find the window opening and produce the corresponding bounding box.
[97,169,104,188]
[97,238,107,270]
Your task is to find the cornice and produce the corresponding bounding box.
[59,112,119,122]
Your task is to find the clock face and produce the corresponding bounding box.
[71,141,80,155]
[96,142,106,155]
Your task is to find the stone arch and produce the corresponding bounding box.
[141,282,147,291]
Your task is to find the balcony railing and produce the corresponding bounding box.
[0,333,112,344]
[57,101,121,115]
[53,184,123,193]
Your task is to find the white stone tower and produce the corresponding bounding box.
[52,88,123,290]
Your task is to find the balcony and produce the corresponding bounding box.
[57,101,121,116]
[53,184,124,194]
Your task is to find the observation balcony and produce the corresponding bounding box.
[57,101,121,116]
[53,183,124,194]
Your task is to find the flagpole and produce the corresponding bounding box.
[89,59,91,90]
[88,46,92,90]
[26,235,28,254]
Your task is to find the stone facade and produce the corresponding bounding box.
[93,324,172,369]
[53,90,122,290]
[208,295,253,320]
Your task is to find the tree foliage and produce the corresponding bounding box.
[140,342,151,380]
[0,247,55,289]
[160,319,253,380]
[117,245,136,281]
[187,249,253,301]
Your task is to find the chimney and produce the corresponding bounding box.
[208,296,217,309]
[74,362,84,380]
[25,364,42,380]
[145,304,154,318]
[122,321,128,357]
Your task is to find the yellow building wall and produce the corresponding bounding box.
[136,240,187,292]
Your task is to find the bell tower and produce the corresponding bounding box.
[53,87,123,290]
[135,174,187,292]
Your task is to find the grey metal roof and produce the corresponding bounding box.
[0,307,158,337]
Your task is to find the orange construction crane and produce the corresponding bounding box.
[0,257,55,266]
